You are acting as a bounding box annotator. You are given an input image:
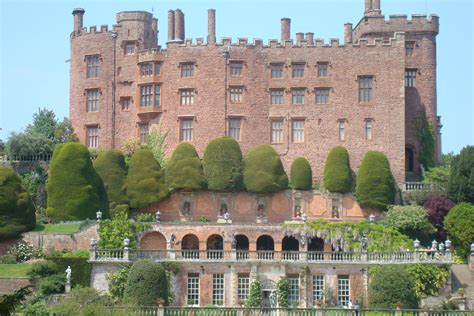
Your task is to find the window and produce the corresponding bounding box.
[121,97,131,110]
[230,87,243,103]
[405,69,416,87]
[187,274,199,306]
[180,118,193,141]
[228,118,242,141]
[359,76,373,102]
[155,63,161,76]
[315,88,330,104]
[230,62,243,77]
[140,63,154,77]
[140,84,160,107]
[312,275,324,304]
[365,119,373,140]
[338,120,346,141]
[181,63,195,77]
[139,124,149,143]
[317,63,328,77]
[180,89,194,105]
[288,277,300,306]
[292,63,305,78]
[237,275,250,302]
[87,126,99,148]
[292,89,305,104]
[86,89,99,112]
[292,120,305,143]
[124,43,135,55]
[212,274,224,306]
[271,120,283,143]
[406,42,415,56]
[338,275,350,307]
[86,55,99,78]
[271,89,284,105]
[271,64,283,79]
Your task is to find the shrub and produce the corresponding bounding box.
[323,146,352,193]
[7,241,43,263]
[244,144,288,193]
[423,194,455,239]
[107,264,131,302]
[369,265,418,309]
[93,149,129,208]
[290,157,312,190]
[46,142,109,221]
[276,278,289,308]
[47,257,92,287]
[0,167,36,239]
[448,146,474,203]
[203,137,244,191]
[405,264,450,300]
[51,287,115,316]
[165,143,206,191]
[444,202,474,258]
[124,260,169,306]
[28,261,58,278]
[110,204,129,219]
[136,213,155,222]
[356,151,396,210]
[21,300,50,315]
[245,280,262,307]
[403,190,431,206]
[0,254,16,264]
[37,275,66,296]
[0,286,31,316]
[125,148,168,208]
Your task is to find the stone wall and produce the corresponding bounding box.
[0,278,35,295]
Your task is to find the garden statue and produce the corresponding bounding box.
[182,201,191,215]
[294,205,302,218]
[220,203,228,217]
[65,266,71,284]
[169,233,176,249]
[332,206,340,219]
[231,233,237,249]
[257,204,265,218]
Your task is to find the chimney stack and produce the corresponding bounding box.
[168,10,175,42]
[365,0,382,16]
[152,18,158,38]
[305,32,314,45]
[281,18,291,42]
[72,8,85,32]
[372,0,381,14]
[208,9,216,44]
[344,23,353,44]
[296,32,304,45]
[174,9,185,42]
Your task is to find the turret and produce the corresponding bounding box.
[72,8,85,31]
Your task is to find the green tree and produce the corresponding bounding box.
[98,208,148,249]
[146,126,168,168]
[323,146,352,193]
[165,143,206,191]
[203,137,244,191]
[46,142,109,221]
[290,157,312,190]
[107,264,131,302]
[6,132,54,158]
[276,278,289,308]
[54,118,78,143]
[405,264,450,300]
[447,146,474,203]
[245,280,262,307]
[124,260,169,306]
[0,167,36,239]
[356,151,396,210]
[415,110,436,170]
[25,108,58,140]
[244,144,288,193]
[125,148,168,208]
[423,153,454,193]
[444,202,474,258]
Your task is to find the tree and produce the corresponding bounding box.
[6,132,54,158]
[124,260,169,306]
[54,118,78,143]
[0,167,36,239]
[369,265,418,309]
[356,151,396,210]
[323,146,352,193]
[25,108,57,140]
[290,157,312,190]
[444,202,474,258]
[243,144,288,193]
[276,278,289,307]
[93,149,128,208]
[98,208,147,249]
[423,194,455,239]
[245,280,262,307]
[125,148,168,208]
[145,126,168,168]
[202,137,244,191]
[46,142,109,221]
[448,146,474,203]
[415,109,436,170]
[165,143,206,191]
[0,286,31,316]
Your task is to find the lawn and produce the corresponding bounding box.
[33,223,81,234]
[0,264,32,278]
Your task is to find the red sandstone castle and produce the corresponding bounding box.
[69,0,441,183]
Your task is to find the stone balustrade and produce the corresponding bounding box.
[401,182,438,192]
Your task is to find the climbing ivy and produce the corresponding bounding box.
[276,278,289,308]
[245,280,262,307]
[415,110,436,170]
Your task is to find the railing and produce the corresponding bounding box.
[401,182,439,192]
[0,154,52,162]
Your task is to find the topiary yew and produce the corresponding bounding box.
[46,142,109,221]
[290,157,312,190]
[243,144,288,193]
[323,146,352,193]
[165,142,206,191]
[356,151,396,210]
[124,260,169,306]
[202,137,244,191]
[125,148,168,208]
[0,167,36,239]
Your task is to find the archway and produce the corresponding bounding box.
[256,235,274,260]
[182,234,199,259]
[282,236,299,260]
[308,237,325,261]
[235,234,249,260]
[207,234,224,259]
[405,147,415,172]
[139,231,167,250]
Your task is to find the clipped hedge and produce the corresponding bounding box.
[323,146,352,193]
[47,257,92,287]
[356,151,396,210]
[243,144,288,193]
[202,137,244,191]
[93,149,128,208]
[165,143,206,191]
[444,202,474,258]
[290,157,312,190]
[124,260,169,305]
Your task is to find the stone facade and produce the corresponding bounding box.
[69,0,440,183]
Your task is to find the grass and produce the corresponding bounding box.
[33,223,81,234]
[0,263,32,278]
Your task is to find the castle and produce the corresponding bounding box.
[69,0,441,184]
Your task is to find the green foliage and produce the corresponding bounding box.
[245,280,262,307]
[203,137,244,191]
[0,286,31,316]
[125,148,168,208]
[46,142,109,221]
[0,167,36,239]
[165,143,206,191]
[28,261,58,278]
[93,149,129,208]
[54,118,79,143]
[290,157,312,190]
[124,260,169,306]
[444,202,474,258]
[47,256,92,287]
[25,108,58,140]
[415,110,436,170]
[356,151,396,210]
[136,212,155,222]
[0,255,16,264]
[19,164,48,211]
[21,300,50,316]
[369,265,418,309]
[145,126,169,168]
[110,204,129,219]
[323,146,352,193]
[405,264,450,299]
[107,264,132,302]
[403,190,431,206]
[6,132,53,157]
[37,274,66,295]
[51,287,115,316]
[244,144,288,193]
[199,216,209,223]
[7,241,43,263]
[276,278,289,308]
[448,146,474,203]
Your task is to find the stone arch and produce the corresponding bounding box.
[139,231,167,250]
[182,234,199,250]
[235,234,249,251]
[282,236,299,251]
[206,234,223,250]
[308,237,325,252]
[256,235,274,251]
[405,147,415,173]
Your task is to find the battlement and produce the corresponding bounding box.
[116,11,153,23]
[70,25,112,38]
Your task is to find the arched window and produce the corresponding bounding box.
[282,236,299,261]
[182,234,199,259]
[256,235,274,260]
[235,234,249,260]
[207,234,224,259]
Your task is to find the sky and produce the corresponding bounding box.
[0,0,472,154]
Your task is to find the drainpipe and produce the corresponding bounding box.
[223,49,229,136]
[111,32,118,148]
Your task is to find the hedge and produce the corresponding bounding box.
[165,143,206,191]
[124,260,169,305]
[290,157,312,190]
[93,149,128,208]
[243,144,288,193]
[47,257,92,288]
[443,202,474,259]
[323,146,352,193]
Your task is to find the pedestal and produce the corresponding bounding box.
[65,282,71,293]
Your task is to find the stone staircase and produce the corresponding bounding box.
[451,264,474,310]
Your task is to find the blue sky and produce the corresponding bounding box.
[0,0,472,154]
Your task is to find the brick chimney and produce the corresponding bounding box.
[365,0,382,16]
[208,9,216,44]
[305,32,314,45]
[174,9,185,42]
[295,32,304,45]
[281,18,291,42]
[344,23,353,44]
[168,10,175,42]
[72,8,85,32]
